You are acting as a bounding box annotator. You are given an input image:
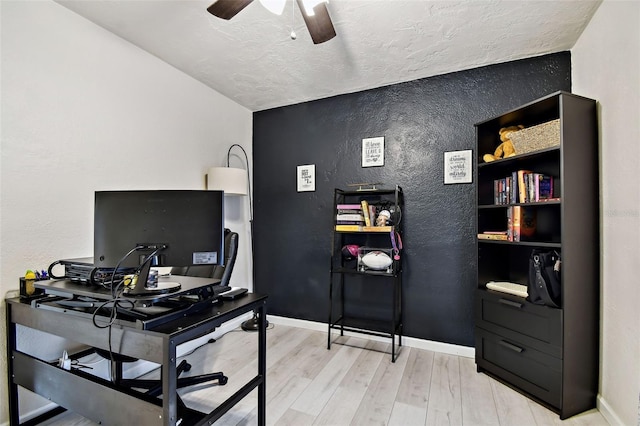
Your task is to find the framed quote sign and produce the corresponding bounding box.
[297,164,316,192]
[362,137,384,167]
[444,150,473,184]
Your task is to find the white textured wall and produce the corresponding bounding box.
[0,1,252,421]
[572,1,640,425]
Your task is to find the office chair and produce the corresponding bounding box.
[170,228,238,287]
[96,229,239,400]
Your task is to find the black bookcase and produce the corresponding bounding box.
[474,91,599,419]
[327,186,404,362]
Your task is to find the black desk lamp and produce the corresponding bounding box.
[207,144,266,331]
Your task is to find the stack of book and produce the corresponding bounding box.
[494,170,556,205]
[335,201,393,232]
[335,203,365,231]
[478,206,537,242]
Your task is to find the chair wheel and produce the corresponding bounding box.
[184,363,191,372]
[219,376,228,386]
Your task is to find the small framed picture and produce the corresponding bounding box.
[444,150,473,184]
[362,137,384,167]
[297,164,316,192]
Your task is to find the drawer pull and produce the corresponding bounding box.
[499,340,524,353]
[499,298,523,309]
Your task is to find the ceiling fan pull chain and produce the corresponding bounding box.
[290,0,297,40]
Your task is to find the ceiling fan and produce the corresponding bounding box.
[206,0,336,44]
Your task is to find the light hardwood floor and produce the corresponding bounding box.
[38,324,607,426]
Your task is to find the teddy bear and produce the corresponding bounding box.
[483,125,524,162]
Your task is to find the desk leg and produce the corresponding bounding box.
[257,302,266,426]
[6,302,20,425]
[162,338,178,425]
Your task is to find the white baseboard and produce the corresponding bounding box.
[597,394,627,426]
[267,315,475,358]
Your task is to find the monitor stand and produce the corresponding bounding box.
[125,259,181,296]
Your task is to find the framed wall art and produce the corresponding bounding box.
[362,137,384,167]
[297,164,316,192]
[444,150,472,184]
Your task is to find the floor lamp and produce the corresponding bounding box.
[207,144,265,331]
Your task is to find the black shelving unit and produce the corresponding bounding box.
[327,186,404,362]
[474,91,599,419]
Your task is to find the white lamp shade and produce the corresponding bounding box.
[207,167,248,195]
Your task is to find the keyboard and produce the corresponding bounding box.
[485,281,528,298]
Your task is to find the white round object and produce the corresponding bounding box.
[361,251,393,270]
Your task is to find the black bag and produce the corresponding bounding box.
[527,249,561,307]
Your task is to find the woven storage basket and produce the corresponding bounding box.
[510,119,560,155]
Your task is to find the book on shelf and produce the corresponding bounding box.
[336,204,362,210]
[494,177,514,205]
[335,225,392,232]
[362,226,393,232]
[512,206,521,241]
[478,232,508,241]
[517,170,531,203]
[509,206,537,241]
[368,204,377,226]
[336,213,365,222]
[337,204,363,215]
[527,173,536,202]
[494,178,504,204]
[337,208,362,214]
[538,175,554,200]
[511,171,518,204]
[532,173,541,201]
[360,200,371,226]
[335,224,363,232]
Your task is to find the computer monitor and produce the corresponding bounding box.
[94,190,225,295]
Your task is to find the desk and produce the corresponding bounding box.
[6,290,267,425]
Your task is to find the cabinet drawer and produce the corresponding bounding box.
[476,328,561,408]
[476,288,562,357]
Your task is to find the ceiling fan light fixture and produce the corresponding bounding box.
[301,0,327,17]
[207,0,253,20]
[259,0,287,15]
[208,0,335,45]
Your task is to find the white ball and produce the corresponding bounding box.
[361,251,393,270]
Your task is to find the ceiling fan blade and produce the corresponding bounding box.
[296,0,336,44]
[207,0,254,20]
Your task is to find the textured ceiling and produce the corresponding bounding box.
[56,0,601,112]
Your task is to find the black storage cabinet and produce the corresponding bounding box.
[474,91,599,419]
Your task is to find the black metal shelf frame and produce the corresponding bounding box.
[327,186,404,362]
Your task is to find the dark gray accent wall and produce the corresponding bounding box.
[252,52,571,347]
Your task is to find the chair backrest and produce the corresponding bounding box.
[170,228,239,286]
